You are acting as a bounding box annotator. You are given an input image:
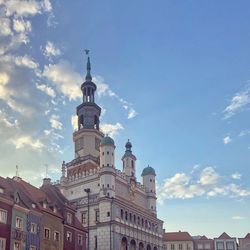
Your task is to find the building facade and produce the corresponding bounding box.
[163,231,194,250]
[59,54,164,249]
[214,233,237,250]
[0,175,86,250]
[239,234,250,250]
[193,235,214,250]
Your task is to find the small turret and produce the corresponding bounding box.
[142,165,156,214]
[122,140,137,177]
[99,135,116,197]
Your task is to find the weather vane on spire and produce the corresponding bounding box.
[84,49,92,80]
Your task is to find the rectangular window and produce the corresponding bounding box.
[0,238,6,250]
[66,231,72,242]
[198,244,203,250]
[14,241,21,250]
[226,242,234,250]
[30,223,37,234]
[107,211,110,217]
[205,244,211,250]
[171,244,175,250]
[95,210,99,222]
[44,228,50,239]
[95,236,97,250]
[67,213,72,224]
[0,210,7,224]
[15,217,23,229]
[78,235,83,245]
[54,231,60,242]
[81,211,87,224]
[179,244,183,250]
[217,242,224,250]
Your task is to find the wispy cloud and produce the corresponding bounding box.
[100,122,124,138]
[94,76,138,119]
[223,85,250,119]
[239,129,250,137]
[36,83,56,98]
[42,41,61,60]
[232,216,246,220]
[49,114,62,130]
[232,172,242,180]
[157,166,250,204]
[223,135,232,145]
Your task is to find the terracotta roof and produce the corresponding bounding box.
[218,232,232,239]
[164,232,193,241]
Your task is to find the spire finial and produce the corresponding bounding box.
[16,165,19,177]
[84,49,92,81]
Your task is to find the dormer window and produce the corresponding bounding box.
[66,213,72,224]
[53,206,57,213]
[32,203,36,208]
[0,188,4,193]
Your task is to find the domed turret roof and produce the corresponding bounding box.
[125,140,132,149]
[141,165,156,176]
[100,135,115,146]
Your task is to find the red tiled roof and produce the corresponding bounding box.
[164,232,193,241]
[218,232,232,239]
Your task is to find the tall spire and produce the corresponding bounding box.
[85,49,92,81]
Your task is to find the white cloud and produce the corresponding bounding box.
[3,0,43,17]
[0,17,12,36]
[128,108,138,119]
[223,136,232,145]
[0,109,18,128]
[100,122,124,138]
[223,86,250,119]
[157,166,250,204]
[94,76,138,119]
[71,114,78,131]
[231,172,241,180]
[199,167,219,185]
[232,216,246,220]
[43,41,61,59]
[15,55,38,69]
[43,60,82,100]
[0,72,9,86]
[49,114,62,130]
[42,0,52,12]
[36,83,56,98]
[239,129,250,137]
[13,18,31,33]
[8,135,44,151]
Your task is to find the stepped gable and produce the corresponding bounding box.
[164,231,193,241]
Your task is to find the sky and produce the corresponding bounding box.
[0,0,250,238]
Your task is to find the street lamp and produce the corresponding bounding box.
[110,197,114,250]
[84,188,90,250]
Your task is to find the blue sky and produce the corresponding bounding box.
[0,0,250,238]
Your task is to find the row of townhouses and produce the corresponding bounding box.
[163,231,250,250]
[0,176,87,250]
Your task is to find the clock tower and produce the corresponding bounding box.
[73,51,103,159]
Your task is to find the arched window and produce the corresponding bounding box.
[131,160,134,169]
[121,209,124,219]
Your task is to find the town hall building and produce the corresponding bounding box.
[59,53,164,250]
